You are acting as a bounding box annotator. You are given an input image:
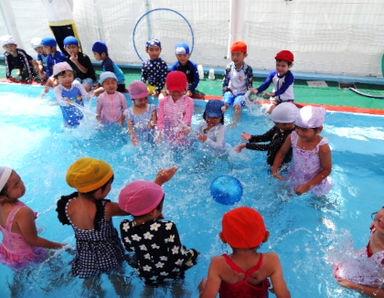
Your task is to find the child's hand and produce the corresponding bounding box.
[272,171,286,181]
[147,120,156,129]
[70,53,78,62]
[52,242,67,249]
[186,90,193,97]
[93,87,104,97]
[234,143,246,152]
[241,131,251,141]
[294,183,311,195]
[130,134,139,146]
[198,278,207,293]
[250,88,258,94]
[152,91,160,98]
[155,166,178,185]
[197,134,207,143]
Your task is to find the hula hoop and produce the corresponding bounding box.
[349,87,384,99]
[132,8,194,61]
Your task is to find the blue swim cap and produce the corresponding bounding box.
[99,71,117,85]
[146,39,161,49]
[41,37,56,47]
[63,36,78,46]
[175,42,190,55]
[205,100,224,118]
[92,41,108,54]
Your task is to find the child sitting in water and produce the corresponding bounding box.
[252,50,295,114]
[156,71,194,145]
[0,167,64,270]
[64,36,96,92]
[92,41,125,93]
[197,100,230,152]
[198,207,290,298]
[53,62,89,127]
[222,41,253,127]
[272,105,332,195]
[1,35,35,82]
[118,177,199,285]
[170,42,200,97]
[124,80,157,145]
[96,72,127,126]
[141,39,168,97]
[334,206,384,297]
[56,158,126,278]
[235,102,298,166]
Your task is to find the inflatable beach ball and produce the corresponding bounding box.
[210,175,243,205]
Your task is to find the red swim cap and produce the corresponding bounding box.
[230,41,247,53]
[275,50,294,63]
[222,207,266,248]
[166,71,188,92]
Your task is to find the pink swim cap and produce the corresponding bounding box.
[118,180,164,216]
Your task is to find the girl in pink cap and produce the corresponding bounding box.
[156,71,194,145]
[0,167,64,269]
[124,80,157,145]
[272,105,332,195]
[118,177,198,285]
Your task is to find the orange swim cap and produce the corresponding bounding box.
[222,207,266,248]
[230,41,247,53]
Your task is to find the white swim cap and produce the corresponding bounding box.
[30,37,42,49]
[0,35,16,47]
[0,167,12,193]
[270,102,299,123]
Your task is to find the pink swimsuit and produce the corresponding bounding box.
[0,202,46,269]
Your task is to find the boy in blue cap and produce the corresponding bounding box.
[170,42,199,97]
[92,41,126,93]
[64,36,96,92]
[141,39,168,98]
[40,37,66,97]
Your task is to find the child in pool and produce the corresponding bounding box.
[170,42,200,97]
[1,35,35,82]
[0,167,64,270]
[53,62,89,127]
[64,36,96,92]
[56,158,126,278]
[156,71,194,145]
[252,50,295,114]
[96,71,127,126]
[92,41,125,93]
[30,37,47,81]
[141,39,168,97]
[222,41,253,127]
[197,100,230,152]
[124,80,157,145]
[198,207,290,298]
[272,105,332,195]
[235,102,298,166]
[118,178,199,285]
[335,207,384,297]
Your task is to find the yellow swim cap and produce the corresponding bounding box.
[66,158,113,193]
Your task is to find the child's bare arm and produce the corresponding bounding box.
[199,257,222,298]
[105,202,129,220]
[127,119,138,145]
[294,143,331,194]
[338,279,384,297]
[154,167,178,185]
[268,253,291,298]
[271,134,292,180]
[16,207,64,249]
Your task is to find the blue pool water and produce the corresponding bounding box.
[1,83,384,297]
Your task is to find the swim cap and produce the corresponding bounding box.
[30,37,42,49]
[99,71,117,85]
[53,62,73,77]
[41,37,57,47]
[270,102,299,123]
[66,158,113,193]
[63,36,78,46]
[275,50,294,63]
[128,80,148,100]
[295,105,326,128]
[92,41,108,54]
[166,71,188,92]
[230,41,247,53]
[0,35,17,47]
[118,180,164,216]
[146,38,161,48]
[175,42,190,55]
[205,100,224,118]
[0,167,12,193]
[222,207,266,248]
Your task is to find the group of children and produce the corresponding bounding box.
[1,35,381,296]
